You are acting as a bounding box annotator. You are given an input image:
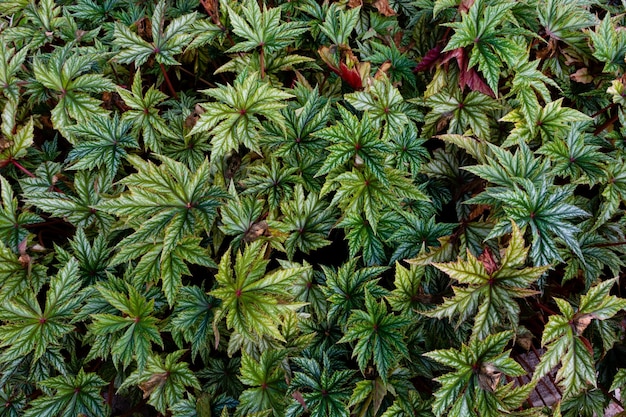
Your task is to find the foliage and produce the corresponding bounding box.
[2,0,626,416]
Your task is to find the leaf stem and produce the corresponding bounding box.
[260,45,266,79]
[11,160,35,178]
[159,63,178,99]
[178,67,217,88]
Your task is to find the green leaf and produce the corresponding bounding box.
[345,75,416,138]
[225,0,307,54]
[430,223,547,340]
[114,0,197,66]
[339,292,410,384]
[588,15,626,73]
[0,175,42,252]
[120,350,200,414]
[0,38,28,103]
[31,46,115,134]
[424,90,499,140]
[219,186,265,248]
[537,126,607,185]
[287,355,354,417]
[66,113,138,179]
[315,105,390,185]
[237,349,288,417]
[24,369,107,417]
[425,331,528,417]
[485,180,589,265]
[0,101,34,166]
[321,258,388,323]
[189,71,293,159]
[271,184,336,259]
[117,69,174,152]
[0,258,82,367]
[533,278,626,398]
[90,283,163,371]
[168,286,217,363]
[24,171,115,230]
[318,4,360,46]
[0,240,46,305]
[443,0,520,95]
[501,98,591,146]
[100,156,227,287]
[210,241,309,343]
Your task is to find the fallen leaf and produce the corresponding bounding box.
[348,0,363,7]
[244,220,269,243]
[373,0,396,16]
[570,68,593,84]
[478,363,502,392]
[374,61,392,80]
[572,313,596,335]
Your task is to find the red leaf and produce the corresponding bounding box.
[442,47,495,97]
[478,247,499,275]
[339,62,363,90]
[460,0,475,13]
[415,45,443,72]
[461,67,495,97]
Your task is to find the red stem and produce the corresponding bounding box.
[260,45,265,79]
[159,63,178,99]
[11,160,35,178]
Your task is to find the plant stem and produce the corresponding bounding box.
[11,160,35,178]
[159,63,178,99]
[178,67,217,88]
[259,45,265,79]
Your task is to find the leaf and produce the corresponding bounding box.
[429,223,547,340]
[90,283,163,371]
[484,179,589,265]
[270,184,337,259]
[0,258,82,367]
[237,349,288,416]
[424,89,499,140]
[189,71,293,159]
[533,278,626,398]
[225,0,307,54]
[120,350,200,414]
[0,174,42,252]
[345,75,415,138]
[0,39,28,103]
[425,331,528,417]
[117,69,174,152]
[23,369,108,417]
[501,98,591,147]
[588,15,626,73]
[315,105,390,184]
[100,156,227,301]
[443,0,520,95]
[339,292,410,384]
[0,101,35,167]
[24,171,115,230]
[66,113,138,179]
[31,46,115,134]
[168,286,217,363]
[319,4,360,46]
[210,241,309,343]
[287,356,354,417]
[114,0,197,66]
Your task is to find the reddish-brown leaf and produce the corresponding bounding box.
[373,0,396,16]
[478,247,499,275]
[415,45,443,72]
